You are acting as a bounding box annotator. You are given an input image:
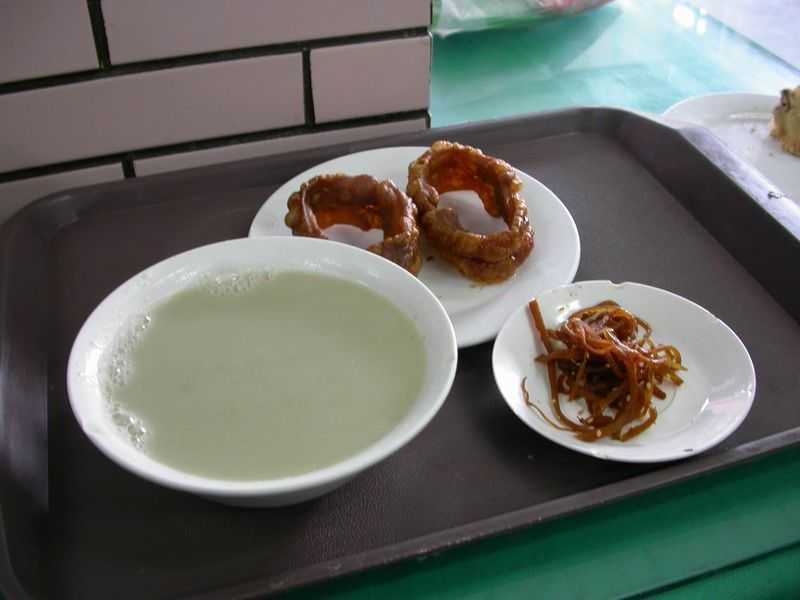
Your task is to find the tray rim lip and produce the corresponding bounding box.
[0,105,800,251]
[2,106,800,599]
[234,430,800,598]
[1,106,798,249]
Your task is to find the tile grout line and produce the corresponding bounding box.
[86,0,112,69]
[121,158,136,179]
[302,50,316,126]
[0,109,430,184]
[0,27,429,96]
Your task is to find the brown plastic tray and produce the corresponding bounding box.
[2,108,799,599]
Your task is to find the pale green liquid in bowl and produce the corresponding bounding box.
[105,271,426,481]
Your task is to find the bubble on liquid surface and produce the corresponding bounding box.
[100,313,151,392]
[202,270,272,297]
[97,270,271,449]
[100,314,151,390]
[99,312,153,447]
[110,407,148,448]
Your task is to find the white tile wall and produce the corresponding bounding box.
[311,36,431,123]
[0,164,124,224]
[103,0,431,64]
[135,118,427,176]
[1,2,430,202]
[0,54,304,174]
[0,0,98,84]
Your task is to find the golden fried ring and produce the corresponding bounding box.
[435,244,521,284]
[406,141,534,281]
[285,174,422,275]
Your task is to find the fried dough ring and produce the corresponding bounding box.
[771,87,800,156]
[406,141,534,283]
[285,174,422,274]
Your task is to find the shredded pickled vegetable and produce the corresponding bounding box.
[525,299,685,442]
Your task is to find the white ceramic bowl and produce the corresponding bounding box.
[67,237,458,507]
[493,281,756,463]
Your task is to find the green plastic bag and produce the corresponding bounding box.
[433,0,615,36]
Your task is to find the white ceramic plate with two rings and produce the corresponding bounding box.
[492,281,756,463]
[663,93,800,204]
[249,147,581,348]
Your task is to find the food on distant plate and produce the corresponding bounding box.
[524,299,685,442]
[771,86,800,156]
[285,174,422,274]
[101,271,426,480]
[406,141,534,284]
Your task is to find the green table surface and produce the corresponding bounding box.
[430,0,798,126]
[284,2,800,598]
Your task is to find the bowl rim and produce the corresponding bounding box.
[67,236,458,498]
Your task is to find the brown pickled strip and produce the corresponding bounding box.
[523,300,685,443]
[528,300,554,354]
[520,378,572,432]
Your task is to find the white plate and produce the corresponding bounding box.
[663,93,800,203]
[249,147,580,348]
[492,281,756,463]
